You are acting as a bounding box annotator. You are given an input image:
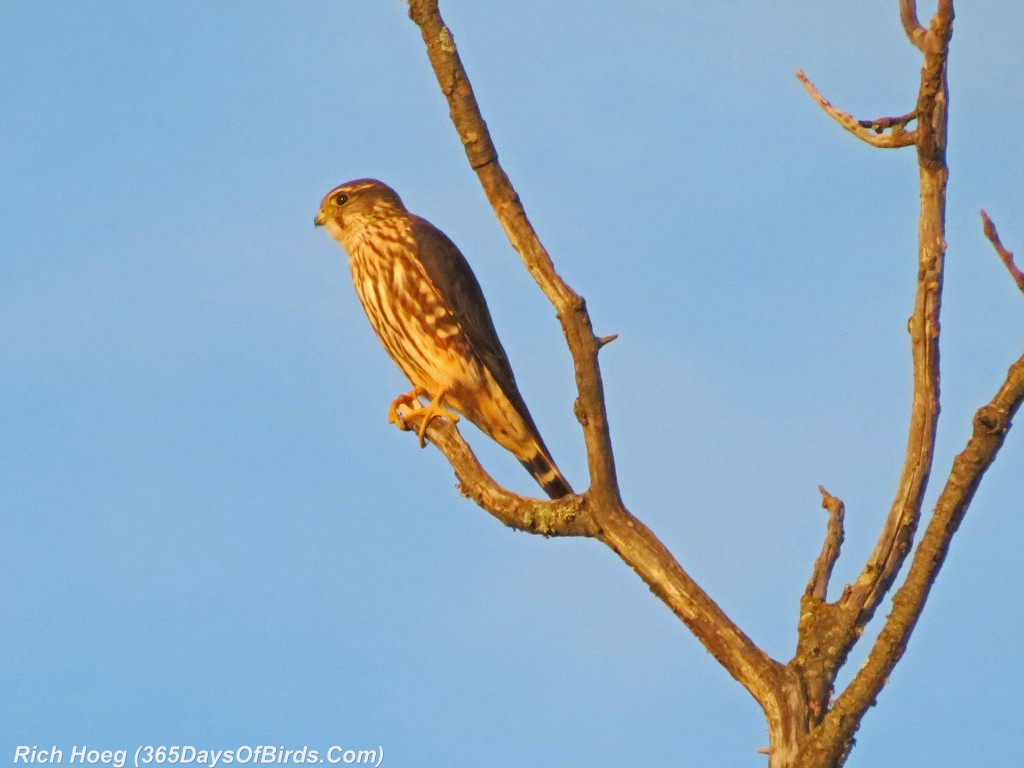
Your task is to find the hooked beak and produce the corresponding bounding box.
[313,209,327,228]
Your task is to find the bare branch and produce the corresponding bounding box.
[406,0,621,507]
[832,351,1024,723]
[395,3,1021,766]
[899,0,928,51]
[405,416,601,537]
[806,486,846,602]
[791,488,848,732]
[795,69,917,149]
[405,0,788,718]
[841,0,953,627]
[981,210,1024,294]
[791,9,958,761]
[596,506,788,702]
[797,6,963,758]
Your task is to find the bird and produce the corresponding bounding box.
[314,179,573,499]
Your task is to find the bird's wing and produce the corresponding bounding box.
[409,216,532,415]
[410,215,572,498]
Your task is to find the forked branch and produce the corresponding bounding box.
[899,0,929,51]
[795,69,917,148]
[841,0,953,626]
[832,351,1024,723]
[414,417,600,537]
[405,0,619,507]
[393,2,1019,767]
[793,5,1024,761]
[405,0,787,719]
[798,0,953,632]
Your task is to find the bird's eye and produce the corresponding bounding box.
[333,193,350,206]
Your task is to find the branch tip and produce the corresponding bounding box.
[806,485,846,601]
[817,484,845,513]
[980,210,1024,295]
[796,70,917,149]
[597,333,619,349]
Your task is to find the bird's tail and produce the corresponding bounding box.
[519,447,573,499]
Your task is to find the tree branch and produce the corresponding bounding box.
[407,416,601,537]
[790,8,957,762]
[794,0,953,651]
[806,486,846,602]
[831,351,1024,724]
[842,0,953,627]
[795,69,917,149]
[396,3,1019,766]
[594,504,791,715]
[899,0,928,51]
[406,0,620,507]
[405,0,787,718]
[981,210,1024,294]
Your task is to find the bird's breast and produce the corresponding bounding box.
[348,240,473,393]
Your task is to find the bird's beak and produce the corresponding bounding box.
[313,209,327,228]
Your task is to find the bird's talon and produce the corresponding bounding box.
[388,406,412,430]
[414,390,460,447]
[388,388,426,431]
[388,388,458,445]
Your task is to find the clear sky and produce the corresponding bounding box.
[2,2,1023,766]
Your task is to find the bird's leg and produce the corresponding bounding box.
[388,387,427,431]
[414,388,460,448]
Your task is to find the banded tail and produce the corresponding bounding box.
[519,448,573,499]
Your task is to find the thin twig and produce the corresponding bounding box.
[795,69,917,149]
[981,210,1024,294]
[806,486,846,602]
[857,110,917,134]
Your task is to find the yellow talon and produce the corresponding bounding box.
[388,388,426,431]
[388,388,460,447]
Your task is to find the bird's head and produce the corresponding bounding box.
[314,179,406,240]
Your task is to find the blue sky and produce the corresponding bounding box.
[2,2,1023,766]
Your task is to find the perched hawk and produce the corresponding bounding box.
[315,179,572,499]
